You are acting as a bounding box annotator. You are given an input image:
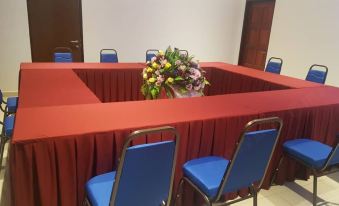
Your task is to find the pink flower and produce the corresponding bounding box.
[194,84,201,91]
[175,60,181,66]
[156,75,164,86]
[189,68,201,80]
[186,84,193,91]
[151,57,156,63]
[160,59,168,67]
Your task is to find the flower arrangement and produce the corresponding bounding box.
[141,47,210,99]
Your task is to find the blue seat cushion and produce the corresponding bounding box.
[54,53,73,62]
[283,139,332,169]
[266,62,281,74]
[4,115,15,137]
[86,171,116,206]
[101,53,118,63]
[7,97,18,113]
[306,70,326,84]
[183,156,229,198]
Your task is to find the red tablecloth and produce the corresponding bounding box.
[3,62,339,206]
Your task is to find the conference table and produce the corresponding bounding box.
[2,62,339,206]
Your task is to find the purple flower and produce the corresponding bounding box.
[189,68,202,80]
[186,84,193,91]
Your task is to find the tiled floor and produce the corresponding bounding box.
[0,111,338,205]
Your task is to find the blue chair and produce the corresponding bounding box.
[100,49,118,63]
[0,90,18,116]
[305,64,328,84]
[0,114,15,168]
[265,57,283,74]
[282,136,339,206]
[54,47,73,62]
[176,117,283,206]
[146,49,159,62]
[85,126,180,206]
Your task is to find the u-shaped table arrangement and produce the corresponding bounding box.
[2,62,339,206]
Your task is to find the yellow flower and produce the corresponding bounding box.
[146,67,153,73]
[148,77,156,83]
[166,77,174,84]
[158,50,164,56]
[143,73,148,79]
[152,62,159,69]
[164,62,171,69]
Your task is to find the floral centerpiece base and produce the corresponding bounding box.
[170,85,203,98]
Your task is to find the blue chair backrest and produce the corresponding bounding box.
[101,53,118,63]
[146,49,159,62]
[221,128,280,194]
[265,57,283,74]
[100,49,118,63]
[113,141,175,206]
[179,50,188,57]
[54,52,73,62]
[305,64,328,84]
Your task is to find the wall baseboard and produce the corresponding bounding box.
[2,91,18,97]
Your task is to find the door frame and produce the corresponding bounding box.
[238,0,276,67]
[26,0,85,62]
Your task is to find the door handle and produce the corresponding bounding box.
[70,40,81,49]
[70,40,80,44]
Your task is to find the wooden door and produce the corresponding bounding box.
[238,0,275,70]
[27,0,84,62]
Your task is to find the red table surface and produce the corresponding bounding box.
[3,63,338,206]
[18,62,320,107]
[202,62,320,89]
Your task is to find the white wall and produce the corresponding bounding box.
[267,0,339,86]
[82,0,246,63]
[4,0,339,92]
[0,0,31,92]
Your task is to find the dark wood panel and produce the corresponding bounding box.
[238,0,276,70]
[27,0,84,62]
